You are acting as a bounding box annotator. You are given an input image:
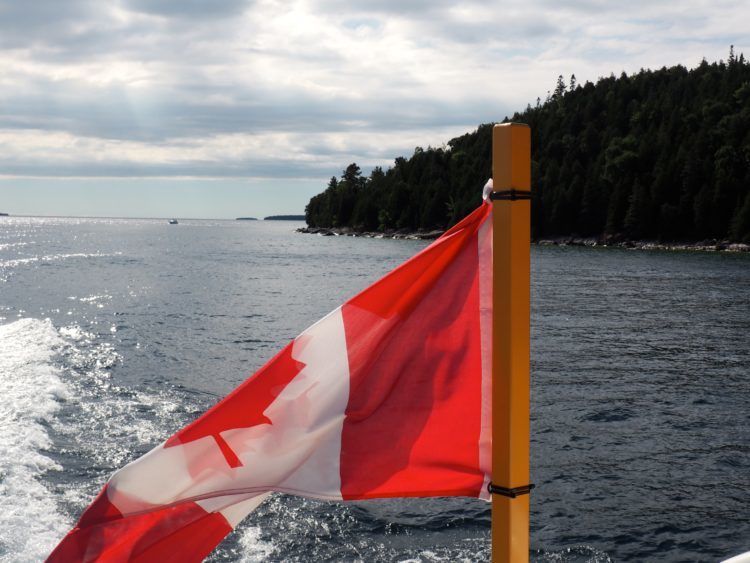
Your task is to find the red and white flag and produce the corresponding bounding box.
[48,202,493,562]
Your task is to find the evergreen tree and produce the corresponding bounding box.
[553,75,566,100]
[304,52,750,242]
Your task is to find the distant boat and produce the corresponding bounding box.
[168,219,178,225]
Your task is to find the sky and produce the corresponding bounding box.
[0,0,747,218]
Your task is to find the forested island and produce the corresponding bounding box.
[264,215,305,220]
[304,50,750,244]
[236,217,257,220]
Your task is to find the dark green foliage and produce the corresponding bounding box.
[306,50,750,241]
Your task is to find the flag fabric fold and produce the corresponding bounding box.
[48,202,493,562]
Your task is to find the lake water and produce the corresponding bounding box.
[0,215,748,562]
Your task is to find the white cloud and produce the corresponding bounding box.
[0,124,472,180]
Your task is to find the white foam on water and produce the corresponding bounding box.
[0,315,279,561]
[0,251,122,269]
[394,544,612,563]
[236,525,275,562]
[0,317,180,560]
[0,242,29,251]
[534,545,613,563]
[52,323,171,484]
[0,252,122,283]
[0,318,71,562]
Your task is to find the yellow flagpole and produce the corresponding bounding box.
[491,123,532,563]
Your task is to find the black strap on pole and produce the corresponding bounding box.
[489,189,532,201]
[487,482,535,498]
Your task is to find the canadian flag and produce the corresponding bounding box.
[48,202,493,562]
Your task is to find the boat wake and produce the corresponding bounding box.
[0,317,274,562]
[0,318,71,561]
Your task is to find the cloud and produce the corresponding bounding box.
[0,0,746,196]
[310,0,458,16]
[0,0,94,29]
[0,125,473,180]
[124,0,252,19]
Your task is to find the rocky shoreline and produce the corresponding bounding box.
[296,226,445,240]
[536,235,750,252]
[297,226,750,252]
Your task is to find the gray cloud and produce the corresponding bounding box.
[310,0,458,15]
[124,0,252,18]
[0,0,104,48]
[0,0,249,57]
[0,0,745,186]
[0,157,324,179]
[0,66,505,142]
[0,0,95,28]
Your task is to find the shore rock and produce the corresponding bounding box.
[296,226,446,240]
[297,227,749,252]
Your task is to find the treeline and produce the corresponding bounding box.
[305,49,750,242]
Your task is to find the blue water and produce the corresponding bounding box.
[0,215,748,562]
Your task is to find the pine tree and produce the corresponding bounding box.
[304,53,750,242]
[553,75,566,100]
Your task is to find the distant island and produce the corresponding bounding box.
[304,49,750,245]
[264,215,305,221]
[0,212,8,216]
[235,217,257,221]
